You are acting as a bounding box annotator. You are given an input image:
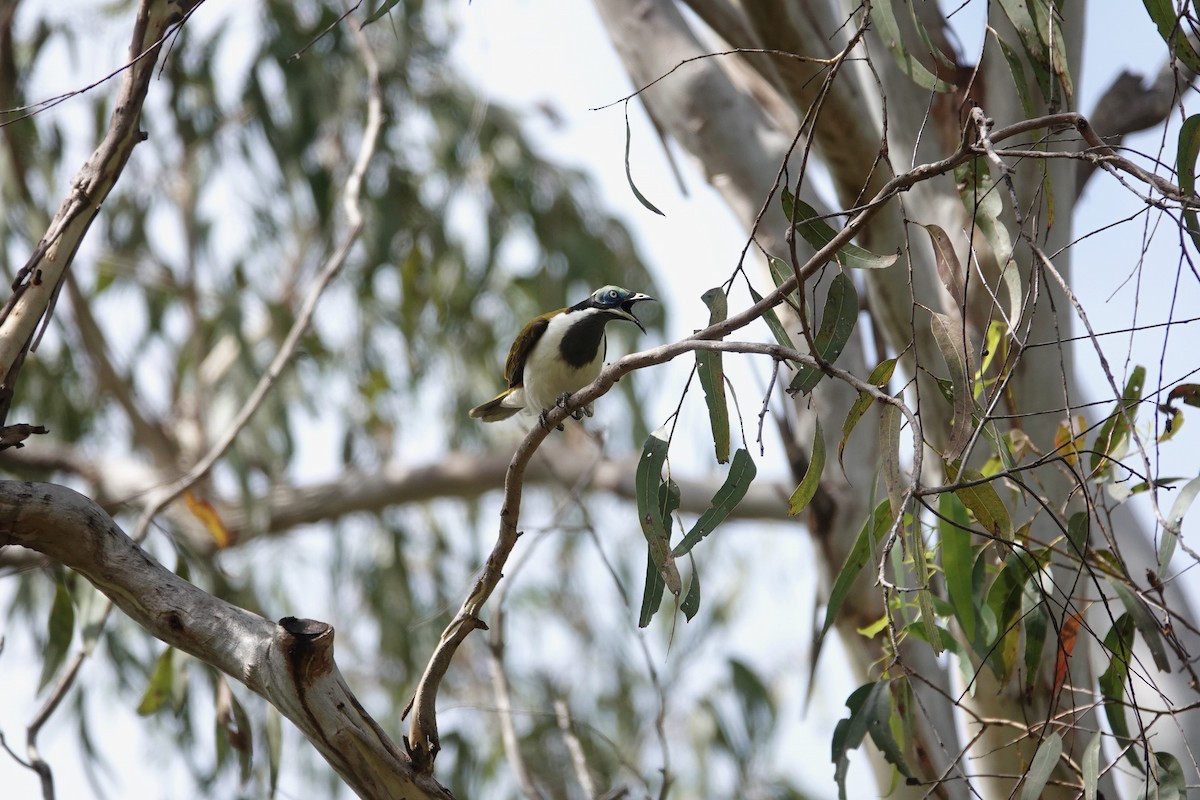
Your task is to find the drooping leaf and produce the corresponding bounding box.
[681,560,701,621]
[788,418,826,515]
[1024,602,1050,695]
[636,426,681,601]
[1161,475,1200,574]
[831,680,915,800]
[1108,579,1171,672]
[931,311,975,461]
[137,647,176,716]
[1021,732,1062,800]
[1090,366,1145,477]
[997,0,1073,105]
[952,466,1014,541]
[638,551,667,629]
[1139,751,1187,800]
[1145,0,1200,72]
[623,102,665,216]
[1099,614,1139,768]
[1082,732,1101,800]
[782,193,900,270]
[766,255,806,316]
[983,548,1049,679]
[955,157,1022,326]
[1176,115,1200,255]
[839,357,897,470]
[1053,613,1083,697]
[789,272,859,395]
[816,501,892,655]
[266,705,282,797]
[879,403,905,519]
[748,284,796,355]
[673,448,757,556]
[697,287,730,463]
[925,224,966,311]
[38,576,76,693]
[992,28,1038,118]
[939,493,976,643]
[870,0,954,92]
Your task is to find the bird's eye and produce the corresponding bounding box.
[609,289,618,299]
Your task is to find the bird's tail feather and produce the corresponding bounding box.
[469,388,523,422]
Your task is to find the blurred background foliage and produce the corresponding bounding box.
[0,1,805,798]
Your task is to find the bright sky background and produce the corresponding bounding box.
[3,2,1200,799]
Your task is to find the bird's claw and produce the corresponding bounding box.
[538,409,565,432]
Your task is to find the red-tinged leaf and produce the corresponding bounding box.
[185,490,234,549]
[1054,613,1083,697]
[1167,382,1200,407]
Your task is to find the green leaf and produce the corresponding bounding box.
[839,357,897,470]
[1099,614,1139,768]
[1090,366,1145,476]
[931,311,975,461]
[697,287,730,463]
[955,157,1022,326]
[766,255,806,316]
[783,195,901,270]
[832,680,914,799]
[38,576,76,693]
[623,103,665,216]
[638,551,667,629]
[1066,510,1089,557]
[1145,0,1200,72]
[788,418,826,515]
[992,28,1038,119]
[816,501,892,658]
[1140,751,1187,800]
[636,426,681,602]
[137,647,176,716]
[952,467,1014,541]
[984,548,1049,679]
[870,0,953,92]
[681,561,701,621]
[1176,115,1200,256]
[879,403,904,519]
[998,0,1073,105]
[789,272,859,395]
[1021,732,1062,800]
[1109,579,1171,672]
[266,705,282,797]
[939,493,976,644]
[1082,731,1101,800]
[1162,475,1200,574]
[363,0,404,25]
[748,284,796,355]
[673,448,757,556]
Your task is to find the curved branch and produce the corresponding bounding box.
[0,480,456,800]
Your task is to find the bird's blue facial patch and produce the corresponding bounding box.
[591,285,630,307]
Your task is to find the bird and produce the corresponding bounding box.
[469,285,654,426]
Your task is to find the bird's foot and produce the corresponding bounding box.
[538,409,565,432]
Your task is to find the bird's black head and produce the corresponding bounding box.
[579,285,655,333]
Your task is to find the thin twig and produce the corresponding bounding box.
[131,11,384,542]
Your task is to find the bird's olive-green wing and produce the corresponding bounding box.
[504,309,562,387]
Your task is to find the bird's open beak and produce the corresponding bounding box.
[619,292,654,334]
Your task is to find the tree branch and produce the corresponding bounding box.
[0,480,456,800]
[0,0,204,423]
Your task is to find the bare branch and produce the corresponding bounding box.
[0,480,456,800]
[0,0,205,423]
